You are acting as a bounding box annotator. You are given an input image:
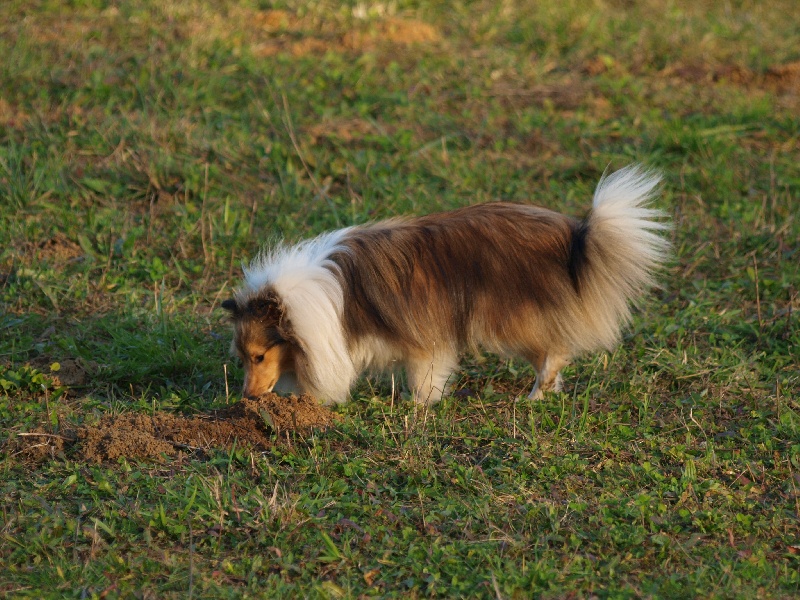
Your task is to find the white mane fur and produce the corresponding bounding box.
[242,229,356,403]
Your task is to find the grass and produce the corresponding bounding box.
[1,0,799,597]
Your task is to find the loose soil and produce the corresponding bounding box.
[28,355,96,387]
[661,59,800,94]
[34,233,84,264]
[11,393,338,464]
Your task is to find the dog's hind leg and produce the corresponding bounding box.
[406,350,458,405]
[526,351,569,400]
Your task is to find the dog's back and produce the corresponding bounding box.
[331,203,580,356]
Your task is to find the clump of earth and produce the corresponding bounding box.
[11,393,337,464]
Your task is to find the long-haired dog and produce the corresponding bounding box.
[222,165,670,405]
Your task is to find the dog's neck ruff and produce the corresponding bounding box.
[241,228,356,403]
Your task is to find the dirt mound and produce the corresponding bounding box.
[764,60,800,93]
[28,356,97,387]
[11,393,338,464]
[661,60,800,94]
[10,428,77,463]
[342,18,441,50]
[35,233,84,264]
[0,98,27,128]
[236,394,339,432]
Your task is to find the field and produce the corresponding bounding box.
[1,0,799,597]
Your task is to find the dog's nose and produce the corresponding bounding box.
[243,383,275,399]
[242,385,258,399]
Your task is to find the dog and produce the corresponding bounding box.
[222,165,670,405]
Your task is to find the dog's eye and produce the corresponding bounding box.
[253,354,265,364]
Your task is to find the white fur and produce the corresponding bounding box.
[243,229,357,403]
[570,164,671,353]
[591,165,669,259]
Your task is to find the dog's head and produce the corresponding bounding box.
[221,290,298,398]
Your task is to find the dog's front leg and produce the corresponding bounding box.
[526,351,569,400]
[405,351,458,405]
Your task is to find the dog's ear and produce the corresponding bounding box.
[221,298,239,316]
[247,293,283,322]
[247,294,298,345]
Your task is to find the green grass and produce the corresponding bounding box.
[2,0,799,597]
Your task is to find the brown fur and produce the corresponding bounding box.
[325,203,587,401]
[332,203,579,353]
[222,293,299,398]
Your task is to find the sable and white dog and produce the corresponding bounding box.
[222,165,670,405]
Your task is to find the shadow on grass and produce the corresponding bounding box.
[1,303,239,424]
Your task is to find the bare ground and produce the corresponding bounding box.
[9,393,338,463]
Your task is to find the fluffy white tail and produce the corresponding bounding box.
[571,165,671,352]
